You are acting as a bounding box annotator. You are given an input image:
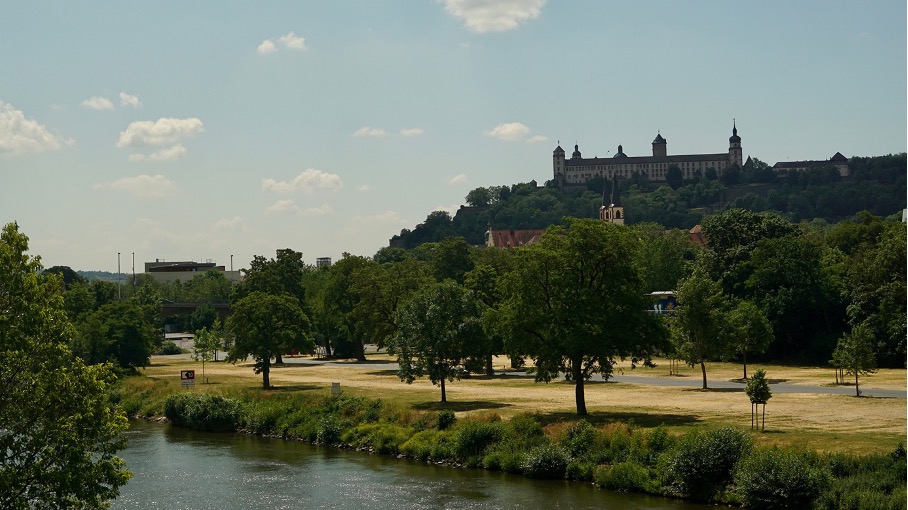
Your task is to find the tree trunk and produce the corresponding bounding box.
[855,370,860,397]
[353,338,366,362]
[275,353,283,364]
[262,359,271,389]
[761,403,766,431]
[440,378,446,403]
[485,353,494,376]
[572,356,587,415]
[700,360,708,389]
[742,352,748,380]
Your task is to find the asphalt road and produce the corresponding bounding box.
[277,357,905,399]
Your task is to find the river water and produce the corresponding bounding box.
[113,420,709,510]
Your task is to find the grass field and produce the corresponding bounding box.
[139,352,906,456]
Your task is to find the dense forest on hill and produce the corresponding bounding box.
[389,154,906,248]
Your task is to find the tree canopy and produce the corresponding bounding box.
[494,218,668,415]
[0,222,131,507]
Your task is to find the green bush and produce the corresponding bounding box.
[342,423,412,455]
[668,426,753,502]
[735,448,830,509]
[595,461,652,493]
[455,420,504,461]
[560,419,598,458]
[437,410,456,430]
[316,417,342,445]
[400,430,442,461]
[156,341,183,355]
[163,393,241,432]
[522,443,569,479]
[565,459,594,481]
[817,446,907,510]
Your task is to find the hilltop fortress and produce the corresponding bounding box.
[552,123,849,190]
[553,123,744,188]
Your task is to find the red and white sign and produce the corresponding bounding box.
[180,370,195,387]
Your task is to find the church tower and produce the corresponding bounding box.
[552,143,565,184]
[728,121,743,167]
[652,133,667,158]
[599,177,625,225]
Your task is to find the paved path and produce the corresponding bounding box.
[279,357,905,399]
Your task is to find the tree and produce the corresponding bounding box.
[0,222,131,507]
[831,323,877,396]
[387,281,489,403]
[42,265,86,288]
[190,302,219,332]
[495,218,668,415]
[744,369,772,430]
[193,326,221,383]
[665,165,683,190]
[672,265,732,389]
[318,254,372,360]
[74,300,158,372]
[465,187,492,207]
[727,300,774,379]
[226,292,313,389]
[349,258,432,349]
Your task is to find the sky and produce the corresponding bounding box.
[1,1,906,272]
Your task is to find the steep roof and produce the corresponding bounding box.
[488,229,546,248]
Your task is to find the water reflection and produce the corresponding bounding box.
[114,420,709,510]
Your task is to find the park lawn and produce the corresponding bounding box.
[138,353,906,456]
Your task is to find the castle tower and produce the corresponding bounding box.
[728,121,743,167]
[652,133,667,158]
[552,143,565,184]
[599,177,625,225]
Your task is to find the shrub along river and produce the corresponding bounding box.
[113,420,710,509]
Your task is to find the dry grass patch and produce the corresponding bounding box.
[141,354,906,455]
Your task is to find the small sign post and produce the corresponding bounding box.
[181,369,195,389]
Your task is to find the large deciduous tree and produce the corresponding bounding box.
[726,300,774,380]
[387,281,489,403]
[226,292,313,389]
[672,265,732,389]
[495,218,668,415]
[0,222,131,507]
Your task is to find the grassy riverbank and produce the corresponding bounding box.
[115,354,907,508]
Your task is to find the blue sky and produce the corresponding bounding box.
[1,1,905,272]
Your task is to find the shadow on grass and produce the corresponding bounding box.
[535,410,701,428]
[413,400,513,412]
[366,370,400,377]
[682,387,743,393]
[266,384,324,392]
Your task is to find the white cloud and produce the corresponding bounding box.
[443,0,546,33]
[81,96,114,110]
[214,216,244,229]
[128,144,187,162]
[357,184,371,192]
[0,102,65,155]
[278,32,307,50]
[116,117,204,148]
[93,174,177,198]
[485,121,530,141]
[119,92,141,107]
[300,204,333,217]
[447,173,468,185]
[266,199,301,215]
[400,128,424,137]
[257,39,277,55]
[526,134,548,143]
[261,168,343,194]
[350,210,407,225]
[353,126,388,137]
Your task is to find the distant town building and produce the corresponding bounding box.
[772,152,850,177]
[316,257,332,269]
[144,259,242,283]
[554,123,745,189]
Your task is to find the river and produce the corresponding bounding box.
[113,420,711,510]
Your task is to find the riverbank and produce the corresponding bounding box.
[132,353,906,454]
[114,354,907,508]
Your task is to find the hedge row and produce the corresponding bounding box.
[147,390,905,509]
